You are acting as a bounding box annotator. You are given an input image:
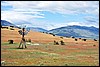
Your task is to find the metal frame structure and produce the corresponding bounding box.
[18,27,29,49]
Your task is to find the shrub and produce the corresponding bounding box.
[60,37,63,39]
[72,36,75,38]
[26,39,31,42]
[49,33,55,36]
[10,28,14,30]
[56,42,59,45]
[75,39,77,41]
[94,39,97,41]
[82,39,86,41]
[28,39,31,42]
[54,41,59,45]
[10,26,14,28]
[60,40,65,45]
[8,40,13,44]
[53,34,55,36]
[93,44,96,46]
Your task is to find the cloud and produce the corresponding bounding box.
[67,21,99,28]
[1,1,99,15]
[84,16,98,22]
[1,10,45,25]
[1,1,99,30]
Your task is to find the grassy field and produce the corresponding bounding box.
[1,42,99,66]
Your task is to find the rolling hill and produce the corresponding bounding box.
[1,27,63,43]
[1,20,48,32]
[1,20,18,28]
[26,27,48,32]
[1,20,99,39]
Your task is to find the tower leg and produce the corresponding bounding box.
[24,41,27,48]
[22,43,23,49]
[19,40,22,48]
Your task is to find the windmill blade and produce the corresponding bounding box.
[18,30,23,35]
[24,31,29,35]
[26,28,30,32]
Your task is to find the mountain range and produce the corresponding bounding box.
[1,20,18,28]
[1,20,48,32]
[1,20,99,39]
[48,25,99,39]
[26,27,48,32]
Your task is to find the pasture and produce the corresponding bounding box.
[1,28,99,66]
[1,41,99,66]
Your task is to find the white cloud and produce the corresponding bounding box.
[1,1,99,30]
[2,1,99,15]
[84,16,99,22]
[41,21,99,30]
[67,21,99,28]
[1,10,44,25]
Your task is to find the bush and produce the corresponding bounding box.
[60,40,65,45]
[82,39,86,41]
[54,41,59,45]
[94,39,97,41]
[10,26,14,28]
[49,33,55,36]
[26,39,31,42]
[60,37,63,39]
[28,39,31,42]
[10,28,14,30]
[93,44,96,46]
[8,40,13,44]
[75,39,77,41]
[72,36,75,38]
[53,34,55,36]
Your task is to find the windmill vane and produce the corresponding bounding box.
[18,27,30,49]
[18,27,30,35]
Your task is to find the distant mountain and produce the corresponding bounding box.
[26,27,48,32]
[1,20,48,32]
[48,25,99,39]
[1,20,18,28]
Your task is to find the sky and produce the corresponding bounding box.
[1,1,99,30]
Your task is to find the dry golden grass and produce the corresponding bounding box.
[1,28,98,44]
[1,28,99,66]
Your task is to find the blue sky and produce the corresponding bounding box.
[1,1,99,30]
